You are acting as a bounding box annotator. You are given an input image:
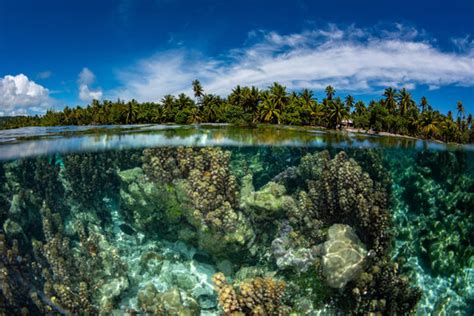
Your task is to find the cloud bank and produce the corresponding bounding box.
[78,68,103,102]
[0,74,52,116]
[113,24,474,101]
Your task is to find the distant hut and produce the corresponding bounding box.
[341,119,353,128]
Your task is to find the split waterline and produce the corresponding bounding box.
[0,125,472,315]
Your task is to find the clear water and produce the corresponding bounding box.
[0,125,472,315]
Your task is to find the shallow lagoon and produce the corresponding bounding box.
[0,125,472,315]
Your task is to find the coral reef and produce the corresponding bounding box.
[316,224,367,289]
[118,167,189,236]
[344,256,422,315]
[31,202,128,314]
[2,144,470,315]
[135,284,200,315]
[395,151,474,276]
[285,150,391,256]
[142,147,254,257]
[240,174,296,223]
[212,272,288,315]
[271,223,317,272]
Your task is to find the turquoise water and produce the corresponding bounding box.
[0,125,472,315]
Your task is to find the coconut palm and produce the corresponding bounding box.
[456,101,465,119]
[354,100,366,115]
[201,94,223,122]
[325,85,335,100]
[192,79,204,101]
[420,96,428,113]
[327,97,349,129]
[397,88,415,116]
[383,88,397,113]
[344,95,354,112]
[259,94,281,124]
[161,95,176,121]
[268,82,288,113]
[418,110,440,139]
[122,99,139,124]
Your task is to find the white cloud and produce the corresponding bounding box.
[112,24,474,102]
[0,74,52,116]
[78,68,103,102]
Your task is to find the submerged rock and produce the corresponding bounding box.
[319,224,367,289]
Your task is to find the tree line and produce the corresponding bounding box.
[1,80,472,144]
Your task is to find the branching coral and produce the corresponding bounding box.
[212,272,288,315]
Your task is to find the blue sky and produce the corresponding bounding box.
[0,0,473,115]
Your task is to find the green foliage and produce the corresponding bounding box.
[0,81,471,144]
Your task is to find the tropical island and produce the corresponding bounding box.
[1,80,472,144]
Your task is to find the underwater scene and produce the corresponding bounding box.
[0,126,472,315]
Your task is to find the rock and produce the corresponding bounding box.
[319,224,367,288]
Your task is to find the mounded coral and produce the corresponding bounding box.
[118,167,189,235]
[142,147,254,257]
[212,272,288,315]
[240,174,297,223]
[31,202,128,314]
[136,284,200,315]
[317,224,367,289]
[284,150,391,256]
[346,257,422,315]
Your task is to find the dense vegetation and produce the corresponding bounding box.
[1,81,472,143]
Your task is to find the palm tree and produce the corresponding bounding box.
[201,94,222,122]
[397,88,415,116]
[327,97,348,129]
[300,89,314,108]
[268,82,288,115]
[354,101,366,116]
[161,95,175,121]
[176,93,194,111]
[122,99,139,124]
[259,93,281,124]
[325,85,335,100]
[309,102,324,125]
[192,79,204,103]
[420,96,428,113]
[418,110,440,139]
[243,86,261,114]
[456,101,465,119]
[383,88,397,113]
[187,106,202,124]
[344,95,354,112]
[229,85,243,107]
